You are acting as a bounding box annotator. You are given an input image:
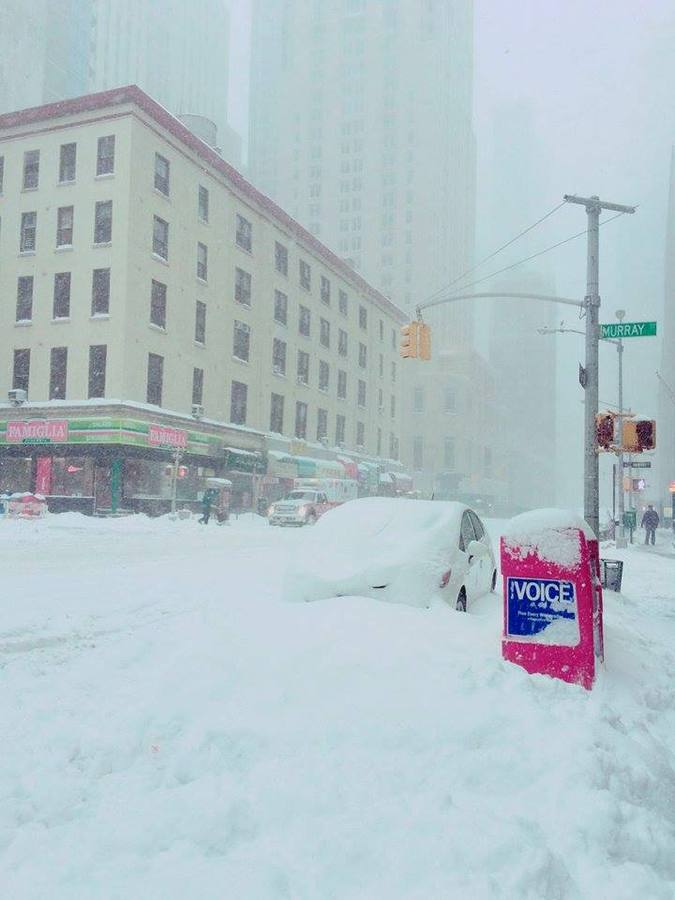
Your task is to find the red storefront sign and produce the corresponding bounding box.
[148,424,188,449]
[7,420,69,444]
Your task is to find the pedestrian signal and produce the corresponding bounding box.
[418,323,432,360]
[595,413,615,450]
[622,419,656,452]
[400,321,419,358]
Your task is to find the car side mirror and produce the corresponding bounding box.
[467,540,488,559]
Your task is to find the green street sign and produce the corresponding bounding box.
[600,321,657,339]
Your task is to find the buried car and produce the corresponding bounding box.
[283,497,497,609]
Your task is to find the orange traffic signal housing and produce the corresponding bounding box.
[418,323,432,360]
[595,413,615,450]
[400,321,419,358]
[622,419,656,452]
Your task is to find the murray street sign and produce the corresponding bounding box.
[600,321,657,339]
[623,460,651,469]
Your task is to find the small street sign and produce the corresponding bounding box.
[623,510,637,529]
[623,460,652,469]
[600,321,657,339]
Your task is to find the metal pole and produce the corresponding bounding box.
[584,198,601,539]
[170,447,181,516]
[615,329,627,547]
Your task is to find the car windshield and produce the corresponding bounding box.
[286,491,316,501]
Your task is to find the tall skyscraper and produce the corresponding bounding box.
[657,147,675,517]
[249,0,475,337]
[0,0,91,114]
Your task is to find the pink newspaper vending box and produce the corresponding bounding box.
[501,510,604,690]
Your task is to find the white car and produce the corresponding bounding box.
[283,497,497,610]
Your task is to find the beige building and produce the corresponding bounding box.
[0,86,407,513]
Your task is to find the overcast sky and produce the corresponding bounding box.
[228,0,675,506]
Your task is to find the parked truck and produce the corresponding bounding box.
[268,478,358,526]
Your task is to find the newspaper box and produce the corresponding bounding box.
[501,509,604,690]
[6,492,48,519]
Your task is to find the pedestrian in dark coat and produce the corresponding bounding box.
[199,489,214,525]
[641,504,659,545]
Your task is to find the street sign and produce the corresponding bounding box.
[600,321,657,339]
[623,460,651,469]
[623,510,637,529]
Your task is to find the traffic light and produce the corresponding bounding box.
[418,323,432,360]
[400,321,419,358]
[177,465,188,479]
[622,419,656,452]
[595,413,615,450]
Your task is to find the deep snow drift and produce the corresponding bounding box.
[1,513,674,899]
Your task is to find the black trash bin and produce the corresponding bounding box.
[600,558,623,592]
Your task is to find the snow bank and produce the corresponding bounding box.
[503,508,593,567]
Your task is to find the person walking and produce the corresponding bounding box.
[641,504,659,546]
[199,489,214,525]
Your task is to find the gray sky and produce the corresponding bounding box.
[229,0,675,507]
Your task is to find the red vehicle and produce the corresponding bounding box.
[268,478,357,527]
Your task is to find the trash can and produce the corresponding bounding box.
[600,559,623,592]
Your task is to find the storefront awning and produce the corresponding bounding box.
[223,446,265,473]
[337,455,359,480]
[295,456,344,478]
[267,450,298,478]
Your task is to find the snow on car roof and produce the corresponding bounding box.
[502,508,593,567]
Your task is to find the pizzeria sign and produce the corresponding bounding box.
[7,420,69,444]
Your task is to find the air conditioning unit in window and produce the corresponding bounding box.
[297,376,308,386]
[319,436,329,447]
[8,389,27,406]
[273,365,284,376]
[191,404,204,420]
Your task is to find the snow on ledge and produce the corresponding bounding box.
[503,508,594,567]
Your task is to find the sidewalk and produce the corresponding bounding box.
[634,533,675,560]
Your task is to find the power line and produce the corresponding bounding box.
[420,200,569,307]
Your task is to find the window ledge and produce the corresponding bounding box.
[149,323,167,334]
[90,313,110,320]
[194,340,206,349]
[93,241,112,249]
[51,317,71,324]
[21,186,38,193]
[151,252,169,266]
[235,298,252,308]
[318,387,329,394]
[15,320,33,327]
[154,187,171,201]
[197,276,208,286]
[235,241,253,256]
[198,217,209,226]
[232,355,249,365]
[273,319,288,328]
[272,370,287,379]
[320,343,330,351]
[95,172,115,180]
[57,180,76,187]
[55,245,74,253]
[18,250,36,257]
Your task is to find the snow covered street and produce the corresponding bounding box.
[2,514,675,899]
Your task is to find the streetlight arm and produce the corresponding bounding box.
[417,291,584,319]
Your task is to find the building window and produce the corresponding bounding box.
[319,360,329,392]
[356,421,365,447]
[379,319,384,341]
[150,279,167,328]
[233,320,250,361]
[88,345,107,398]
[337,369,347,400]
[297,350,310,385]
[56,206,74,247]
[413,386,424,413]
[94,200,112,244]
[53,272,71,319]
[59,143,76,183]
[198,185,209,222]
[299,259,311,290]
[336,414,346,445]
[317,408,328,441]
[358,343,367,368]
[230,381,248,424]
[49,347,67,400]
[339,290,348,316]
[413,436,424,471]
[0,156,4,193]
[97,136,115,175]
[379,354,384,377]
[192,367,204,406]
[390,395,396,418]
[377,427,382,456]
[338,329,348,357]
[20,211,37,252]
[147,353,164,405]
[378,388,384,410]
[154,153,170,195]
[197,242,208,280]
[444,438,455,470]
[152,215,169,259]
[195,300,207,344]
[358,379,366,408]
[391,328,397,350]
[320,275,331,304]
[358,305,368,330]
[320,318,330,348]
[390,433,399,460]
[275,241,288,275]
[270,393,284,433]
[444,387,456,413]
[23,150,39,189]
[274,289,288,325]
[272,337,287,375]
[295,401,308,439]
[91,268,110,316]
[235,267,252,306]
[13,349,30,393]
[391,361,396,382]
[236,214,252,252]
[16,276,33,322]
[299,305,311,337]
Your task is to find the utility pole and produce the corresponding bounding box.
[615,310,627,547]
[564,195,636,537]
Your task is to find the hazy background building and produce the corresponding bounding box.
[657,147,675,517]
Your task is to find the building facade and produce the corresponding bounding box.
[0,87,406,513]
[657,147,675,520]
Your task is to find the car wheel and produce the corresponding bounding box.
[306,513,317,526]
[491,569,498,592]
[456,589,467,612]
